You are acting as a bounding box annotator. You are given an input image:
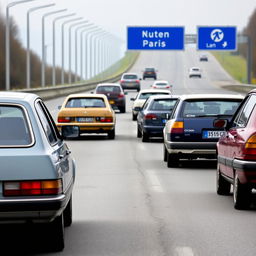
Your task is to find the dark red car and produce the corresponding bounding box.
[216,89,256,209]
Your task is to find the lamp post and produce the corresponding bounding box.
[26,3,55,89]
[52,13,76,86]
[41,9,67,87]
[61,17,83,84]
[5,0,37,91]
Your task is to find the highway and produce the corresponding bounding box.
[9,49,256,255]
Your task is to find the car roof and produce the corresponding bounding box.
[148,95,179,100]
[97,83,121,87]
[122,73,138,76]
[0,92,39,103]
[190,67,200,69]
[179,94,244,100]
[66,93,107,99]
[138,89,171,94]
[154,80,168,83]
[248,89,256,94]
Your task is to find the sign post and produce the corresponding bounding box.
[127,26,184,50]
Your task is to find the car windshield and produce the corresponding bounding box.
[66,98,106,108]
[182,100,241,117]
[149,99,177,110]
[97,86,121,93]
[0,105,32,146]
[123,74,138,79]
[139,92,169,100]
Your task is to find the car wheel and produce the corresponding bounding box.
[143,77,145,80]
[163,145,167,162]
[137,88,140,92]
[119,106,126,113]
[233,171,251,210]
[216,164,230,195]
[132,113,137,121]
[142,131,149,142]
[137,125,142,138]
[108,129,115,139]
[48,214,65,252]
[64,196,72,227]
[167,152,179,168]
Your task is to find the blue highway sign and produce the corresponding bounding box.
[127,26,184,50]
[197,26,237,51]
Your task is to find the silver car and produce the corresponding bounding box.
[120,73,141,92]
[0,92,75,252]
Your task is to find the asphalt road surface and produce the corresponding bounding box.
[7,49,256,256]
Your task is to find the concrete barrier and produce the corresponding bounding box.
[222,84,256,94]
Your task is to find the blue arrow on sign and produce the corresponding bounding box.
[197,26,237,51]
[127,26,184,50]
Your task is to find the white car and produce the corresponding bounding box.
[130,89,171,120]
[152,80,172,90]
[189,67,202,78]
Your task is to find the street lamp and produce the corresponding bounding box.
[26,3,55,89]
[5,0,37,91]
[52,13,76,86]
[61,17,83,84]
[41,9,67,87]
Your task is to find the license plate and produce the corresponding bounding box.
[109,100,115,104]
[202,130,225,139]
[77,117,94,122]
[162,119,167,124]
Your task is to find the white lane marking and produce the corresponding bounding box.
[146,170,164,193]
[175,247,195,256]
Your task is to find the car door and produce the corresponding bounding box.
[225,95,256,178]
[35,100,74,192]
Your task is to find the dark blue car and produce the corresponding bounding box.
[137,95,179,142]
[163,94,244,167]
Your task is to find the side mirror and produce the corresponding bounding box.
[213,119,228,128]
[130,98,135,101]
[61,126,80,139]
[58,105,61,110]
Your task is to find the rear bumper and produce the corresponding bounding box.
[143,125,164,136]
[57,123,115,133]
[121,83,140,90]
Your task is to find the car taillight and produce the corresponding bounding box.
[120,80,124,83]
[3,179,62,196]
[136,80,140,83]
[145,114,157,120]
[58,117,71,123]
[153,85,156,88]
[118,93,124,98]
[166,86,170,88]
[243,134,256,158]
[170,121,184,133]
[100,117,113,122]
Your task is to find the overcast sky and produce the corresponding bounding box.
[1,0,256,66]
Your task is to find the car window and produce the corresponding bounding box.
[182,100,241,117]
[232,95,256,128]
[0,105,33,147]
[96,86,121,93]
[155,83,168,86]
[142,99,150,110]
[36,101,58,145]
[139,92,170,100]
[123,74,138,79]
[66,97,106,108]
[192,68,199,71]
[149,99,177,111]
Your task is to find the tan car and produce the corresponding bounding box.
[57,94,116,139]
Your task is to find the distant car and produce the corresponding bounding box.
[163,94,244,167]
[130,89,172,121]
[152,80,172,90]
[0,92,75,252]
[199,54,208,61]
[120,73,141,92]
[95,83,126,113]
[143,68,157,80]
[57,94,116,139]
[189,67,202,78]
[216,89,256,210]
[137,95,179,142]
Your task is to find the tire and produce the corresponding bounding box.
[108,129,115,139]
[132,113,137,121]
[216,164,231,195]
[64,196,72,227]
[137,125,142,138]
[163,145,167,162]
[48,214,65,252]
[233,171,251,210]
[142,131,149,142]
[167,152,179,168]
[143,77,145,80]
[119,106,126,113]
[137,88,140,92]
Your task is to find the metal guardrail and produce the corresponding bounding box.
[17,53,140,100]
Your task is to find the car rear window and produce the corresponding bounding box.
[155,83,168,86]
[123,74,138,79]
[96,86,121,93]
[66,98,106,108]
[0,105,33,146]
[182,100,241,117]
[139,92,170,100]
[192,68,199,71]
[145,68,154,72]
[149,99,177,111]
